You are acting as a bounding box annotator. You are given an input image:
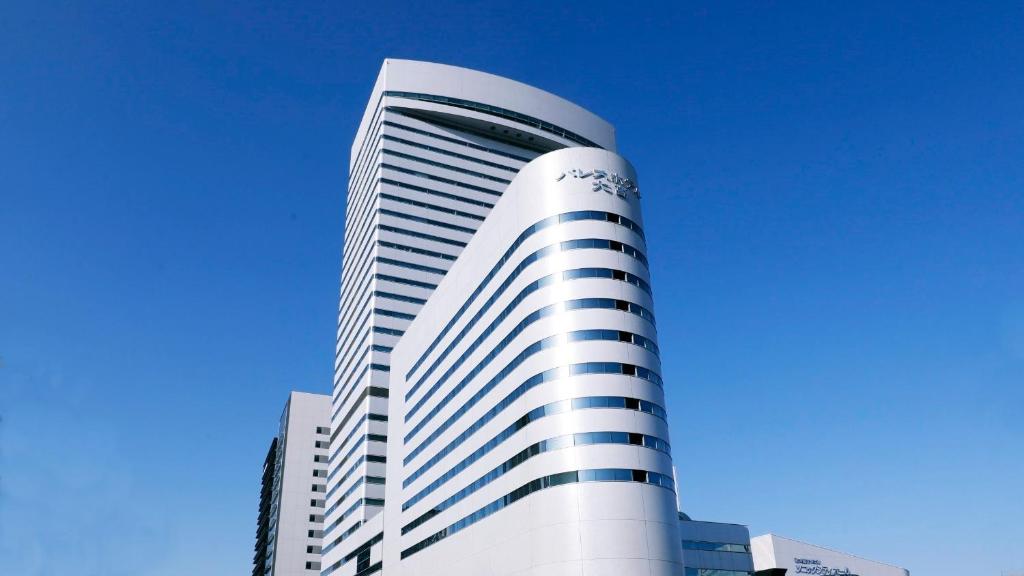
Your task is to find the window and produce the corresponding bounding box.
[313,469,327,478]
[314,440,328,449]
[356,549,371,572]
[684,570,753,576]
[311,484,325,493]
[401,430,671,532]
[316,426,330,435]
[400,467,674,559]
[305,561,321,570]
[682,540,751,553]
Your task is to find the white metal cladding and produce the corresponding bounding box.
[324,60,617,575]
[383,148,684,576]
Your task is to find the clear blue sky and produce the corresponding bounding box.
[1,2,1021,575]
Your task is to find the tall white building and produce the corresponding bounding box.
[254,391,332,576]
[380,146,682,575]
[324,60,619,573]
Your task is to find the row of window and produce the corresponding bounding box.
[334,283,376,358]
[381,163,502,198]
[407,210,645,382]
[329,411,387,465]
[379,207,476,236]
[338,172,425,298]
[327,452,386,497]
[403,265,655,447]
[377,240,456,264]
[682,540,751,553]
[330,364,388,427]
[342,101,502,322]
[387,107,539,160]
[379,177,494,210]
[373,290,427,306]
[379,223,466,249]
[323,494,385,541]
[321,530,383,576]
[400,468,674,559]
[323,495,382,540]
[405,236,651,406]
[379,192,486,223]
[384,91,602,148]
[327,475,374,518]
[330,279,399,383]
[405,265,652,428]
[402,430,671,535]
[402,395,666,497]
[328,387,388,451]
[326,433,386,492]
[338,199,420,320]
[372,307,418,321]
[320,519,363,556]
[373,326,404,337]
[403,360,664,474]
[382,149,512,185]
[343,96,388,233]
[381,133,520,174]
[383,119,533,163]
[404,325,660,453]
[406,295,656,430]
[333,311,385,387]
[331,476,383,521]
[375,271,439,290]
[376,256,448,278]
[324,497,363,537]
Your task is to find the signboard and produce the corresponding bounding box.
[556,168,640,200]
[794,557,859,576]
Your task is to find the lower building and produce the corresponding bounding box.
[751,534,909,576]
[254,438,278,576]
[678,512,755,576]
[253,391,331,576]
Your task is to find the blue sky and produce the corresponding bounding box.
[1,1,1022,574]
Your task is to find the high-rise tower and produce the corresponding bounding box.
[324,60,617,572]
